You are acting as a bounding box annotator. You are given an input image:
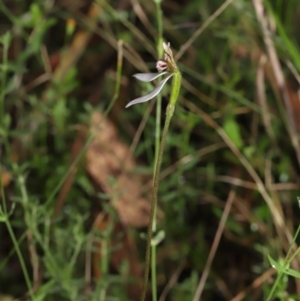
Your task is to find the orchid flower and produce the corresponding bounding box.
[133,42,182,301]
[125,42,179,108]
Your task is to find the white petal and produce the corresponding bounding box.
[163,42,170,52]
[133,72,168,82]
[163,42,172,56]
[125,74,174,108]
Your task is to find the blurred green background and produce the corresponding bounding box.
[1,0,300,300]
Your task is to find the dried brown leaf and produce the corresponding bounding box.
[1,169,12,187]
[86,112,163,227]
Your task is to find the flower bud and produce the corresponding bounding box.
[156,60,168,71]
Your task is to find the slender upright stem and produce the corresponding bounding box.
[140,71,181,301]
[0,33,10,129]
[155,0,163,59]
[153,1,163,300]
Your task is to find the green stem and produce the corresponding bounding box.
[0,33,10,128]
[4,220,34,298]
[140,71,181,301]
[152,2,163,300]
[266,224,300,301]
[1,166,35,300]
[155,0,163,59]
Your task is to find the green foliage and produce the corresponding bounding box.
[1,0,300,300]
[223,117,243,149]
[171,271,198,301]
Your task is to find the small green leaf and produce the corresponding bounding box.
[151,230,165,246]
[268,254,284,272]
[268,255,300,278]
[284,268,300,278]
[52,98,67,133]
[0,32,12,46]
[30,3,42,24]
[223,118,243,149]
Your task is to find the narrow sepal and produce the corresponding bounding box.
[133,72,168,82]
[125,74,174,108]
